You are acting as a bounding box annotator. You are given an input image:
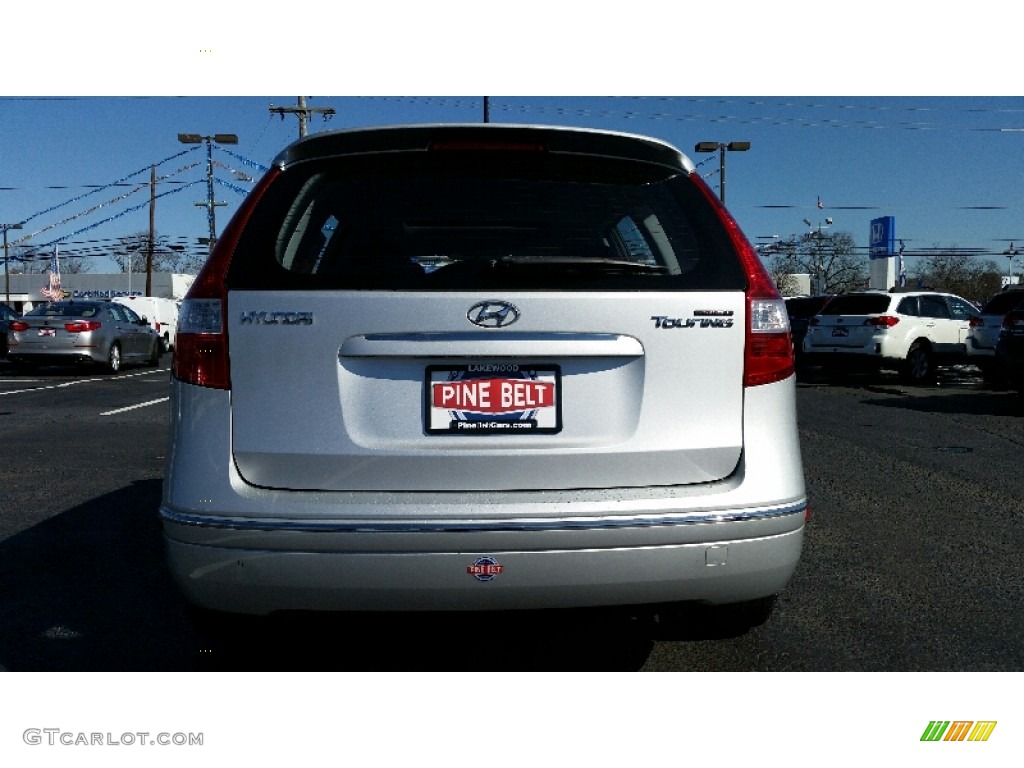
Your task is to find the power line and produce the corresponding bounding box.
[359,96,1024,134]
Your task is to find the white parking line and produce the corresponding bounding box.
[0,368,168,396]
[100,397,170,416]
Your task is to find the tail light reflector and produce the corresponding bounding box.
[865,315,900,328]
[64,320,102,332]
[1001,310,1024,330]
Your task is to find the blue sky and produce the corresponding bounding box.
[3,95,1024,274]
[5,4,1023,278]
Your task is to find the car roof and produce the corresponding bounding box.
[271,123,695,175]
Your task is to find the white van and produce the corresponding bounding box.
[112,295,179,353]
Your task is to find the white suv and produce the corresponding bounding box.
[161,124,807,632]
[802,290,980,382]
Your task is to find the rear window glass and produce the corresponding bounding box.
[786,296,831,319]
[980,291,1024,315]
[819,294,892,315]
[26,303,101,318]
[226,152,747,292]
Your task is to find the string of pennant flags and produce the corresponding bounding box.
[7,144,264,285]
[11,147,202,240]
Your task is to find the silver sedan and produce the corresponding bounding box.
[7,300,161,372]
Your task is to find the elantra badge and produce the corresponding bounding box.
[468,301,519,328]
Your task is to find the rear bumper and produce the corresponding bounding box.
[7,350,101,366]
[162,507,804,613]
[967,337,997,357]
[161,376,806,615]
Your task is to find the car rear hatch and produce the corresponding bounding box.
[805,293,893,350]
[8,303,101,353]
[176,125,788,493]
[977,291,1024,348]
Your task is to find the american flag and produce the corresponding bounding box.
[40,249,62,301]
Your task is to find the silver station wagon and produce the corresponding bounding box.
[162,124,807,631]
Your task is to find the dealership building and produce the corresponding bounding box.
[2,272,195,314]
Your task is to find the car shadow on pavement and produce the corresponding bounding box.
[860,390,1024,417]
[191,609,659,672]
[0,479,198,671]
[0,480,750,671]
[189,603,760,672]
[0,479,758,671]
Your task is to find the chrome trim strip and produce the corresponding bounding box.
[339,332,643,359]
[160,501,806,534]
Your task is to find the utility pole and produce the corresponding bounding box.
[146,165,155,297]
[269,97,336,139]
[178,133,238,258]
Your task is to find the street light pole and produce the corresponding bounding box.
[1004,243,1020,284]
[694,141,750,205]
[178,133,238,258]
[2,223,24,307]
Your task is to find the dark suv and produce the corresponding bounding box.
[968,287,1024,383]
[785,295,833,367]
[996,304,1024,393]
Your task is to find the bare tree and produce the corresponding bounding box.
[8,245,45,274]
[766,255,803,296]
[60,254,92,274]
[110,231,192,274]
[765,230,866,295]
[910,249,1004,303]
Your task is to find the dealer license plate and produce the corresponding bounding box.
[426,364,562,435]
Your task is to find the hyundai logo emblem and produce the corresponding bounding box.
[467,301,520,328]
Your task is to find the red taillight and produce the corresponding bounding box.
[1002,310,1024,330]
[9,320,29,332]
[154,322,161,332]
[64,320,101,332]
[172,167,281,389]
[690,174,794,387]
[968,315,984,328]
[865,315,900,328]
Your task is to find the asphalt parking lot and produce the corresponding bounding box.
[0,359,1021,671]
